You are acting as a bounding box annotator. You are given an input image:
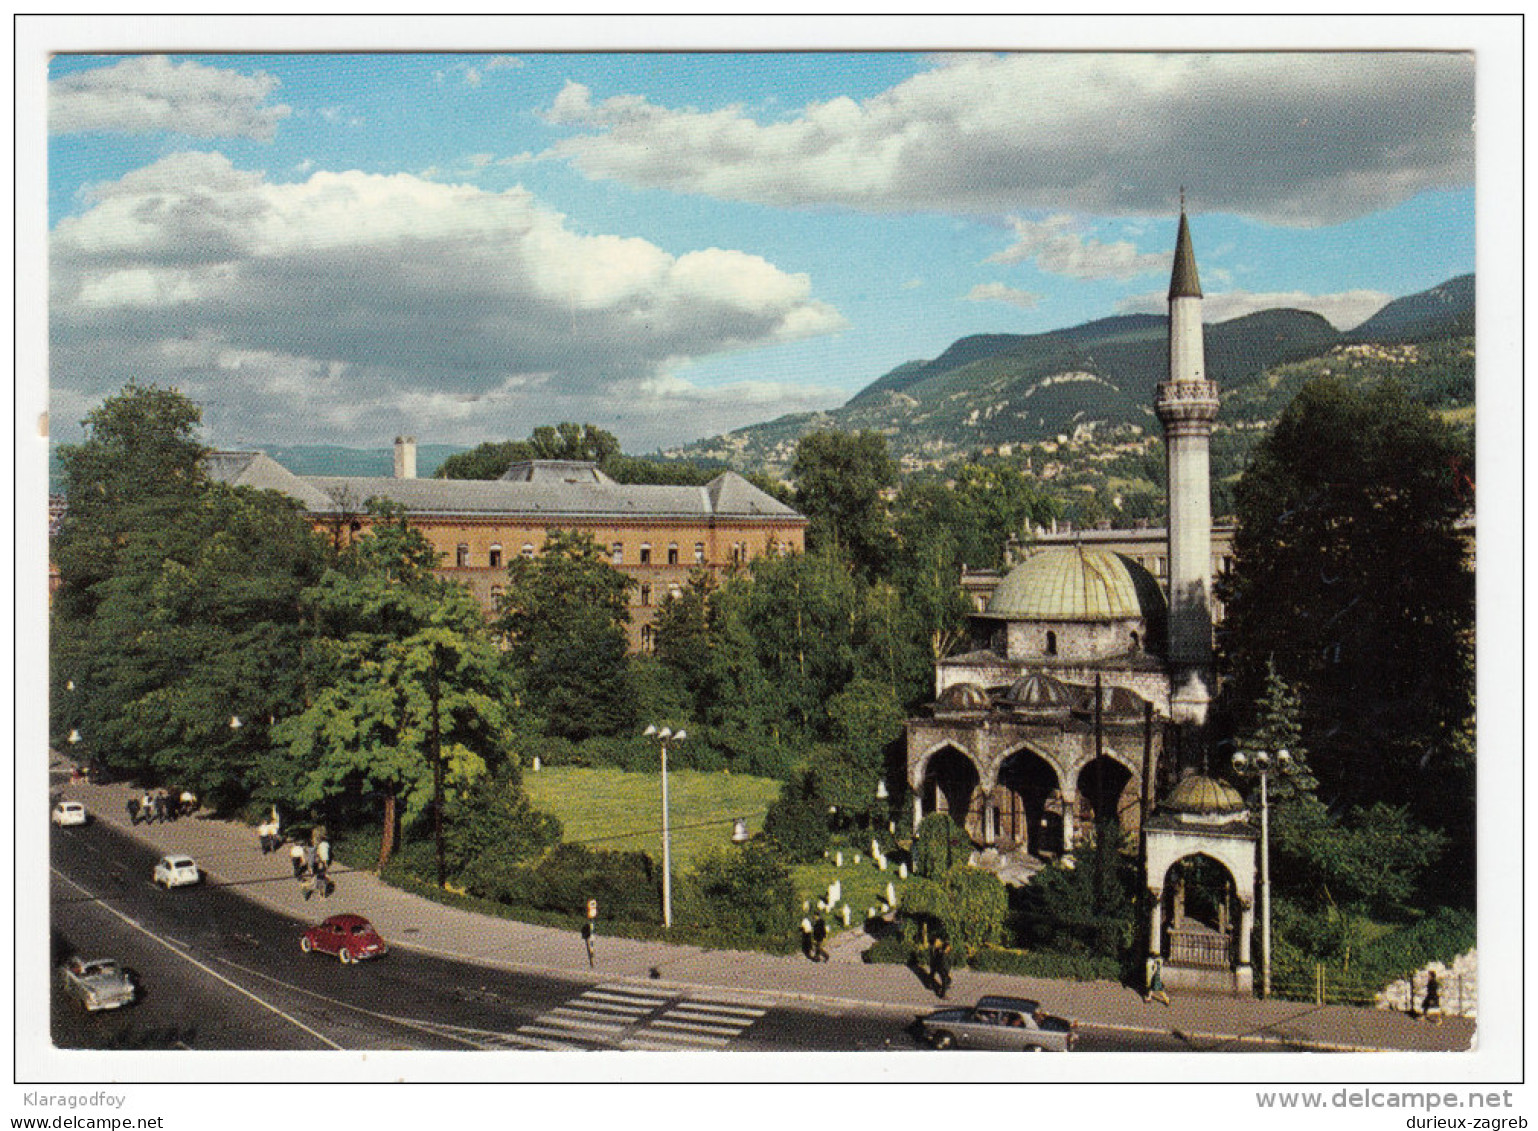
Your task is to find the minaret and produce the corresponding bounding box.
[1155,204,1218,725]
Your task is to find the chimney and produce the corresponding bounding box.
[394,435,417,479]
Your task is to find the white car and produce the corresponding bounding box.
[51,801,87,827]
[59,957,135,1012]
[152,854,200,889]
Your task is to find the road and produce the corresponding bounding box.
[51,815,1208,1054]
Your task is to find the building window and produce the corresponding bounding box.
[667,543,679,565]
[641,624,654,653]
[639,585,652,607]
[522,543,535,559]
[731,543,744,566]
[694,542,705,564]
[1130,631,1140,653]
[1046,630,1058,656]
[640,543,652,565]
[490,585,504,601]
[456,544,470,568]
[612,542,624,565]
[489,544,502,568]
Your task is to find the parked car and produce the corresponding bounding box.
[300,914,387,964]
[59,956,136,1012]
[51,801,87,827]
[916,994,1078,1051]
[152,854,201,889]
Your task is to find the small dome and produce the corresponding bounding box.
[1164,774,1247,816]
[1000,673,1078,712]
[1073,684,1150,720]
[982,546,1165,622]
[936,682,991,712]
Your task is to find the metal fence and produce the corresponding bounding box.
[1270,966,1476,1016]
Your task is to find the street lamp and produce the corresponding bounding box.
[643,725,686,928]
[1231,748,1292,999]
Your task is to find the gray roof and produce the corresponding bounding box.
[1168,210,1203,300]
[202,452,338,512]
[206,453,802,522]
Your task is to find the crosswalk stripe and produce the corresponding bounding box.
[670,1003,765,1020]
[520,1023,616,1042]
[587,988,671,1006]
[538,1014,628,1035]
[653,1015,747,1034]
[549,1003,643,1022]
[632,1026,730,1047]
[621,1036,707,1051]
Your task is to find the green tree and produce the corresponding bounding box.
[275,503,512,871]
[495,529,634,739]
[791,430,898,577]
[53,383,208,622]
[810,678,905,821]
[902,865,1008,959]
[436,423,621,479]
[1015,830,1136,958]
[444,767,564,892]
[52,476,326,806]
[1222,379,1474,901]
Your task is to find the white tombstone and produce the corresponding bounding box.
[877,854,887,871]
[899,863,909,879]
[871,839,881,858]
[827,880,842,906]
[887,881,897,906]
[835,851,843,867]
[532,756,540,772]
[841,904,851,927]
[854,854,861,864]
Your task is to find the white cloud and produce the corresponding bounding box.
[50,152,847,449]
[1115,287,1391,330]
[987,214,1165,279]
[50,56,290,140]
[543,53,1473,226]
[962,282,1042,309]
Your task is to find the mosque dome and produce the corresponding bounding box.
[982,546,1166,623]
[999,673,1078,714]
[1072,683,1151,721]
[935,682,992,712]
[1163,774,1247,818]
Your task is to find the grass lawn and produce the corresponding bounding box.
[523,765,782,873]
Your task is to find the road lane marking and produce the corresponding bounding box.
[51,867,343,1051]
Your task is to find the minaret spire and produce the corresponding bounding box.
[1155,207,1218,725]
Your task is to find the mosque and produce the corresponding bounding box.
[903,209,1259,993]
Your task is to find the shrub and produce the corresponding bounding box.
[911,812,972,878]
[681,842,797,940]
[899,865,1008,959]
[764,772,831,863]
[969,945,1121,983]
[518,842,661,922]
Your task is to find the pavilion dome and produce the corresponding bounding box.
[1163,774,1247,817]
[999,673,1078,714]
[982,546,1166,623]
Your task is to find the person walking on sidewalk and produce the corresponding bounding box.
[800,916,814,961]
[930,938,952,999]
[290,841,307,882]
[1145,956,1170,1005]
[581,919,596,968]
[314,839,331,898]
[1422,971,1442,1024]
[811,914,829,962]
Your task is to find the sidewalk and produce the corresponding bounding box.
[50,757,1474,1053]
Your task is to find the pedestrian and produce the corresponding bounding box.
[290,840,307,881]
[315,840,331,898]
[154,791,168,824]
[581,919,596,968]
[1145,956,1170,1005]
[181,790,198,818]
[812,914,829,962]
[800,916,814,961]
[301,845,317,900]
[140,792,154,825]
[126,798,139,826]
[162,789,177,823]
[1422,971,1442,1024]
[931,938,952,999]
[258,819,273,855]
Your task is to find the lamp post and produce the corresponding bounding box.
[643,725,685,928]
[1231,748,1291,999]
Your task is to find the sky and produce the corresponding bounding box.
[44,46,1478,455]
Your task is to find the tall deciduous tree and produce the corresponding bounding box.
[435,423,621,479]
[276,502,512,868]
[1222,379,1473,902]
[792,430,898,578]
[494,529,635,740]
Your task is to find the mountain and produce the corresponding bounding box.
[1346,274,1474,342]
[673,275,1472,475]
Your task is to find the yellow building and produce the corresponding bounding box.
[205,441,806,651]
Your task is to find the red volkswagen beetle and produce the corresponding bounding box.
[300,914,387,964]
